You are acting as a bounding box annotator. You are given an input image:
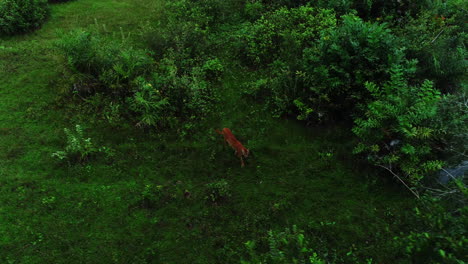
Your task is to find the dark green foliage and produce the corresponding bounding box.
[237,6,337,120]
[127,54,221,128]
[394,197,468,264]
[1,0,467,263]
[243,14,402,121]
[431,93,468,166]
[243,0,266,21]
[239,6,336,66]
[145,15,209,60]
[258,0,309,9]
[352,65,443,186]
[241,226,326,264]
[205,179,232,204]
[127,77,171,128]
[301,14,401,117]
[394,3,467,92]
[203,58,224,81]
[314,0,430,19]
[51,124,114,165]
[0,0,49,35]
[145,0,241,60]
[56,29,221,130]
[56,30,155,96]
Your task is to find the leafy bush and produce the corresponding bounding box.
[300,14,401,118]
[128,53,221,129]
[239,6,336,66]
[243,0,266,21]
[144,0,235,60]
[145,18,210,60]
[127,77,171,128]
[138,183,177,209]
[202,58,224,81]
[57,30,220,131]
[241,226,326,264]
[394,197,467,264]
[394,5,467,93]
[205,179,232,204]
[314,0,430,19]
[56,30,155,96]
[259,0,309,9]
[430,93,468,166]
[0,0,49,35]
[352,65,444,191]
[243,13,402,122]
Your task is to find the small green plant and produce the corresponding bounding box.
[128,77,171,128]
[301,14,402,118]
[318,149,334,166]
[205,179,231,204]
[241,225,326,264]
[202,58,224,81]
[0,0,49,35]
[138,183,174,209]
[52,124,99,164]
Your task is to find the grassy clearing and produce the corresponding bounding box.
[0,0,417,263]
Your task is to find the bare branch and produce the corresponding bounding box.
[377,164,420,199]
[430,28,445,44]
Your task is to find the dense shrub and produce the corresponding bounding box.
[145,14,210,60]
[314,0,430,19]
[300,14,401,117]
[394,5,467,92]
[242,14,402,122]
[352,65,444,189]
[145,0,241,61]
[57,30,221,130]
[0,0,49,35]
[56,30,155,97]
[239,6,336,66]
[394,197,467,264]
[127,54,221,128]
[430,93,468,166]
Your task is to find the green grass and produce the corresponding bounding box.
[0,0,417,263]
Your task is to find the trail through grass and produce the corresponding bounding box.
[0,1,416,263]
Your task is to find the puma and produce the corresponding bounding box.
[216,128,250,167]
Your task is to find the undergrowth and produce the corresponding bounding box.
[0,0,466,263]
